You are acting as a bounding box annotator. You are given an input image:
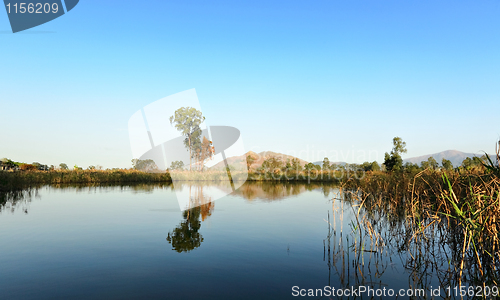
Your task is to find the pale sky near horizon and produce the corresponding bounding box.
[1,0,499,168]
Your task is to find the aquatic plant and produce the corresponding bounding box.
[342,161,500,290]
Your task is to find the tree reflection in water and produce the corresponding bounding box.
[164,182,332,253]
[166,185,215,253]
[166,206,204,253]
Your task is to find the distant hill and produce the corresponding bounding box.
[404,150,496,167]
[210,151,309,171]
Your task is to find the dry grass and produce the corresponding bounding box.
[0,169,172,191]
[342,168,500,287]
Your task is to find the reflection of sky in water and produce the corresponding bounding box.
[0,184,439,299]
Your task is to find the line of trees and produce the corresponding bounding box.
[248,136,493,176]
[383,137,493,172]
[1,158,51,171]
[4,131,493,175]
[0,158,107,172]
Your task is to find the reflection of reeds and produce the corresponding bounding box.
[0,183,174,214]
[324,191,390,290]
[0,188,39,214]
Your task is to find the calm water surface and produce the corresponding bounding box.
[0,182,440,299]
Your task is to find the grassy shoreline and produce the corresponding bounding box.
[0,170,173,191]
[341,169,500,285]
[0,169,361,190]
[0,168,493,189]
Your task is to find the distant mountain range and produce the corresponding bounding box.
[403,150,496,167]
[211,149,497,171]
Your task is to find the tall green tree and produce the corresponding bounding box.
[404,162,420,173]
[262,156,284,173]
[169,161,185,170]
[361,161,381,172]
[170,107,205,171]
[461,157,471,169]
[427,156,439,170]
[291,158,303,171]
[194,136,215,171]
[322,157,331,170]
[187,124,203,166]
[383,137,407,171]
[59,163,68,170]
[304,162,321,172]
[460,155,487,170]
[246,153,257,171]
[371,161,381,171]
[442,158,453,171]
[131,159,159,172]
[421,157,439,170]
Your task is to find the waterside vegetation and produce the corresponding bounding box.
[334,148,500,289]
[0,169,172,191]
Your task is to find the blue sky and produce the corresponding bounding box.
[1,0,499,168]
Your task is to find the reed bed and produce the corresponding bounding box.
[0,168,369,191]
[342,167,500,290]
[323,190,395,292]
[0,169,173,191]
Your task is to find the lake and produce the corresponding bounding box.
[0,182,472,299]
